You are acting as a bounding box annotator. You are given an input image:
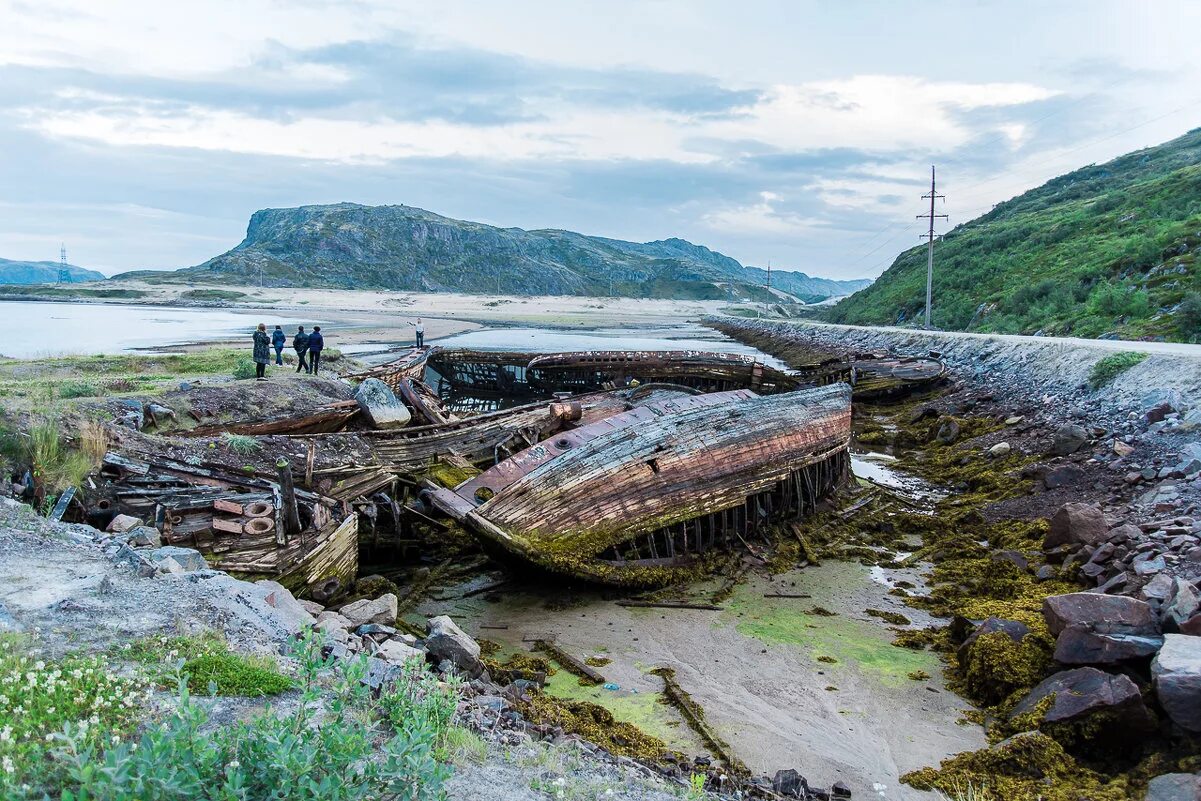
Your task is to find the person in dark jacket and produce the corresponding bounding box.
[271,325,286,365]
[252,323,270,380]
[308,326,325,374]
[293,326,310,374]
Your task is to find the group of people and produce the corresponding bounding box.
[251,324,325,380]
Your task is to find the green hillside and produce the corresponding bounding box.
[827,127,1201,341]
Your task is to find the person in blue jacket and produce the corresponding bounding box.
[308,326,325,374]
[271,325,286,365]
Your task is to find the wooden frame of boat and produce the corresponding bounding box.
[422,383,852,585]
[525,349,800,394]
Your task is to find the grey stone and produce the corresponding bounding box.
[1035,564,1057,582]
[376,639,425,665]
[254,580,316,630]
[935,419,960,445]
[1044,592,1162,664]
[1134,553,1167,576]
[315,619,350,643]
[1043,464,1086,489]
[363,656,404,690]
[1010,667,1154,736]
[987,442,1012,458]
[1141,572,1177,602]
[426,615,482,674]
[1163,579,1201,632]
[354,378,412,430]
[1050,424,1089,456]
[338,593,398,627]
[356,623,397,637]
[121,526,161,548]
[1153,634,1201,732]
[1144,773,1201,801]
[106,514,143,534]
[0,601,20,632]
[147,546,208,572]
[1045,503,1109,550]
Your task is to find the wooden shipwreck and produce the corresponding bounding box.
[525,350,800,394]
[422,383,852,585]
[851,353,948,400]
[97,450,357,596]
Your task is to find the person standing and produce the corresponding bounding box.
[271,325,286,365]
[412,317,425,347]
[293,325,310,374]
[308,326,325,374]
[252,323,270,380]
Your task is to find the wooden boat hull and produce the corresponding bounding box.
[425,383,852,584]
[526,350,800,394]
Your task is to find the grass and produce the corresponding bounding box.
[828,126,1201,341]
[28,416,95,492]
[57,380,99,399]
[220,432,260,454]
[125,633,294,697]
[232,357,258,380]
[1088,351,1148,389]
[178,289,247,302]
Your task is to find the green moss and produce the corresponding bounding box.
[516,690,677,762]
[960,631,1053,707]
[865,608,911,625]
[907,670,931,681]
[127,633,293,696]
[1088,351,1148,389]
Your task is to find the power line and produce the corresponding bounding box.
[917,166,947,330]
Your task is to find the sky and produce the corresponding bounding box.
[2,1,1201,279]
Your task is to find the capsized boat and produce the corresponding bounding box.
[422,383,852,585]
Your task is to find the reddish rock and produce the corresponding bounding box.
[1044,592,1163,665]
[1044,503,1109,550]
[1010,667,1155,736]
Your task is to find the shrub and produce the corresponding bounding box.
[58,381,99,399]
[51,635,453,801]
[28,417,95,492]
[126,633,293,697]
[232,358,257,380]
[1176,292,1201,340]
[1088,351,1148,389]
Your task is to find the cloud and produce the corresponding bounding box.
[703,191,823,235]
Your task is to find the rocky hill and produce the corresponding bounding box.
[827,127,1201,341]
[0,257,104,284]
[119,203,871,301]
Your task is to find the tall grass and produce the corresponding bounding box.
[28,417,96,492]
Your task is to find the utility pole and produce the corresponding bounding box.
[58,243,69,284]
[766,260,771,290]
[917,166,947,329]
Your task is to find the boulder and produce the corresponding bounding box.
[1145,773,1201,801]
[988,442,1012,458]
[106,514,143,534]
[354,378,412,430]
[771,769,809,798]
[363,656,404,690]
[1113,439,1135,457]
[1163,579,1201,632]
[935,419,960,445]
[1050,424,1089,456]
[121,526,161,548]
[338,594,398,627]
[1043,592,1162,664]
[1172,443,1201,477]
[298,599,325,615]
[315,618,350,643]
[316,610,353,629]
[957,617,1030,670]
[425,615,482,674]
[146,546,208,572]
[1010,667,1154,737]
[1153,634,1201,732]
[1044,503,1109,550]
[255,580,316,629]
[377,639,426,665]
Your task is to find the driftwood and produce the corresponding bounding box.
[184,402,359,437]
[616,600,723,611]
[533,640,605,685]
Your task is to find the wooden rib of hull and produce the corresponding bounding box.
[345,346,436,393]
[426,384,852,583]
[183,403,359,437]
[526,350,799,394]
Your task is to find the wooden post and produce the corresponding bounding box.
[276,458,302,541]
[304,441,315,489]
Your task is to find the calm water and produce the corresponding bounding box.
[0,301,324,358]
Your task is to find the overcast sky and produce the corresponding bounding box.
[2,1,1200,278]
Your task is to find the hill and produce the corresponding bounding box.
[827,127,1201,341]
[117,203,871,301]
[0,257,104,284]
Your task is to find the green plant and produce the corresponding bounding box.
[58,381,99,399]
[437,726,486,765]
[687,772,707,799]
[50,634,452,801]
[1087,351,1147,389]
[1177,292,1201,340]
[126,633,293,697]
[0,634,149,794]
[232,358,258,380]
[220,433,261,455]
[27,416,94,493]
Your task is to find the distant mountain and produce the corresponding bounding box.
[0,257,104,284]
[118,203,871,301]
[828,127,1201,341]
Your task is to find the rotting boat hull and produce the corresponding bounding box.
[423,383,852,584]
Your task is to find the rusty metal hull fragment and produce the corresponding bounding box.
[424,383,852,584]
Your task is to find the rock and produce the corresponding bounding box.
[354,378,412,430]
[907,405,940,424]
[106,514,143,534]
[1134,553,1168,576]
[1035,564,1057,582]
[377,639,425,665]
[771,769,809,798]
[1044,592,1162,664]
[1045,503,1109,550]
[1050,424,1089,456]
[0,601,21,632]
[1005,416,1025,425]
[254,580,316,629]
[1107,523,1142,543]
[1163,579,1201,632]
[316,610,353,629]
[298,599,325,615]
[1113,439,1135,457]
[1043,464,1086,489]
[338,594,398,627]
[991,550,1029,571]
[831,780,852,799]
[155,556,185,575]
[1010,667,1154,737]
[115,399,145,430]
[1172,443,1201,477]
[1140,573,1176,602]
[1145,773,1201,801]
[363,656,404,690]
[146,546,208,573]
[121,526,161,548]
[957,617,1030,670]
[1153,634,1201,732]
[315,619,350,643]
[356,623,397,637]
[988,442,1012,458]
[935,419,960,445]
[425,615,482,674]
